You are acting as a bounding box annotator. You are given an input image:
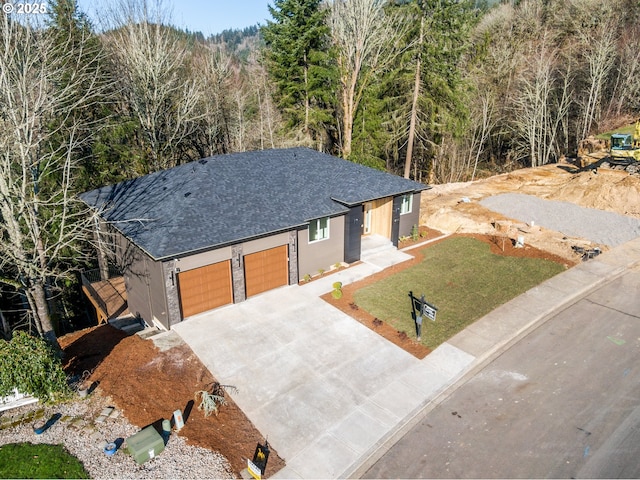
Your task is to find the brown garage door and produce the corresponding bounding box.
[244,245,289,298]
[178,261,233,318]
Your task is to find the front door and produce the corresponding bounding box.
[363,202,373,235]
[344,205,363,264]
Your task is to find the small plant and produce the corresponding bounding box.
[333,262,342,269]
[303,273,311,282]
[195,382,238,417]
[318,268,325,276]
[331,281,343,300]
[411,224,419,241]
[420,230,428,238]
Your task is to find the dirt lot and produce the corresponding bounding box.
[59,160,640,478]
[420,161,640,261]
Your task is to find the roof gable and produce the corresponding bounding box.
[80,147,428,260]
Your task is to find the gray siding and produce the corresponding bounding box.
[121,241,152,324]
[147,258,169,329]
[298,216,345,278]
[398,192,421,238]
[113,231,169,329]
[242,232,290,255]
[175,246,232,272]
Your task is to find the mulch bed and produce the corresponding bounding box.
[60,327,286,477]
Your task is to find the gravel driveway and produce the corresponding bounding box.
[480,193,640,247]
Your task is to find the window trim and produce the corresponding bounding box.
[400,194,413,215]
[308,217,330,243]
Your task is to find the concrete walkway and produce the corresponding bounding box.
[172,236,640,479]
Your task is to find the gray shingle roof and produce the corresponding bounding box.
[80,147,429,260]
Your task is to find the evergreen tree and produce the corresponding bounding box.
[261,0,336,149]
[46,0,119,190]
[379,0,474,180]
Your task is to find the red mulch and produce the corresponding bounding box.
[59,327,286,477]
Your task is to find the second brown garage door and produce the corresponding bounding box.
[178,260,233,318]
[244,245,289,298]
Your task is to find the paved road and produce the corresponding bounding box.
[364,266,640,479]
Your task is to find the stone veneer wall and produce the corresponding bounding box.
[231,244,246,303]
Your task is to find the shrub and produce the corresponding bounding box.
[195,383,238,417]
[0,331,71,403]
[331,281,343,300]
[411,224,419,241]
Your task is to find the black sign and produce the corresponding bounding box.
[252,441,270,475]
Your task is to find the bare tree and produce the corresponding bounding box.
[0,14,103,346]
[605,24,640,118]
[467,93,495,180]
[512,36,572,167]
[577,17,618,140]
[192,46,235,156]
[102,0,202,172]
[328,0,401,159]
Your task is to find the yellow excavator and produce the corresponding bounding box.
[609,119,640,163]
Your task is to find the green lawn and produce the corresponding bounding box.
[353,236,566,350]
[0,443,89,479]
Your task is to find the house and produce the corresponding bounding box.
[80,147,429,330]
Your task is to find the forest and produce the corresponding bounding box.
[1,0,639,343]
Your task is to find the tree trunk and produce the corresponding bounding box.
[342,78,355,158]
[304,54,310,135]
[0,309,9,340]
[30,281,60,351]
[404,15,424,179]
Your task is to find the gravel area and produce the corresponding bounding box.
[480,193,640,247]
[0,397,235,479]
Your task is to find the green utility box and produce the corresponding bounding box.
[126,425,165,464]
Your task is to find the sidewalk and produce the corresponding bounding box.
[173,236,640,479]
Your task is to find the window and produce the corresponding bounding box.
[400,194,413,215]
[309,217,329,242]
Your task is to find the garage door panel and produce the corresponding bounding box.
[178,260,233,318]
[245,245,288,298]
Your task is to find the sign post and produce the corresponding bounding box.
[409,291,438,342]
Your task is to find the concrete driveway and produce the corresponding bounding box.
[171,245,474,479]
[171,235,640,478]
